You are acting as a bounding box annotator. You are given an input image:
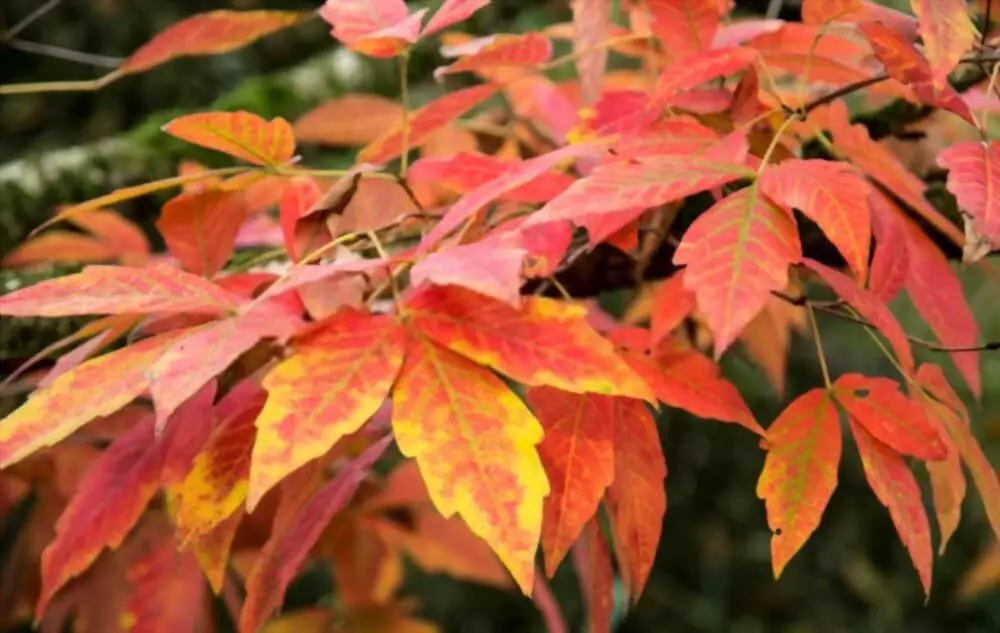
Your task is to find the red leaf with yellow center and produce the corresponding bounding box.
[358,84,499,165]
[833,373,948,461]
[674,187,802,358]
[406,285,654,402]
[156,188,248,278]
[910,0,976,91]
[319,0,426,58]
[849,419,933,598]
[525,387,616,576]
[758,159,872,281]
[162,111,295,168]
[248,309,406,509]
[605,397,665,601]
[0,332,182,469]
[0,264,241,317]
[121,10,308,74]
[756,389,841,578]
[391,332,548,594]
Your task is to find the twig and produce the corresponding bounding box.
[801,73,889,114]
[2,0,62,41]
[394,174,425,211]
[7,38,123,68]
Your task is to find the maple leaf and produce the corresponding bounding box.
[757,389,840,578]
[120,538,206,633]
[392,333,548,594]
[358,84,498,165]
[37,417,162,617]
[605,397,666,601]
[319,0,426,58]
[577,519,615,633]
[0,332,181,469]
[156,188,248,277]
[120,10,309,74]
[240,435,393,633]
[801,0,861,24]
[248,309,406,509]
[910,0,976,91]
[758,159,872,281]
[937,140,1000,252]
[293,94,403,146]
[674,187,802,358]
[162,111,296,168]
[525,387,616,576]
[833,373,948,461]
[422,0,492,38]
[408,152,575,202]
[849,419,933,598]
[643,0,721,62]
[0,264,241,317]
[436,33,552,79]
[406,285,654,401]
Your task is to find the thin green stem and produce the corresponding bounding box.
[807,304,833,389]
[398,51,412,178]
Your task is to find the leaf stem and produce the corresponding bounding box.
[366,230,403,311]
[806,304,833,389]
[0,69,122,95]
[398,51,412,179]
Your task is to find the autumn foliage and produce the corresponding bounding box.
[1,0,1000,631]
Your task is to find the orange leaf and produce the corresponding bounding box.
[801,0,861,24]
[756,389,840,578]
[358,84,499,165]
[248,309,406,509]
[436,33,553,80]
[189,510,244,594]
[156,188,248,277]
[833,373,948,461]
[121,533,207,633]
[162,111,295,168]
[577,518,614,633]
[848,419,933,598]
[650,270,697,348]
[804,258,915,372]
[422,0,491,38]
[0,264,241,317]
[525,387,616,576]
[406,285,654,401]
[649,46,757,108]
[674,188,802,358]
[391,333,548,594]
[240,435,392,633]
[121,10,308,74]
[319,0,426,58]
[644,0,721,62]
[408,152,574,202]
[758,159,872,281]
[606,397,665,601]
[410,241,527,305]
[937,140,1000,251]
[37,417,162,617]
[293,94,403,146]
[910,0,976,91]
[0,332,182,469]
[2,232,117,268]
[927,430,965,555]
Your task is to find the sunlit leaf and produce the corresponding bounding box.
[319,0,426,58]
[910,0,976,91]
[937,140,1000,252]
[162,111,295,168]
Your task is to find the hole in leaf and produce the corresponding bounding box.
[855,388,870,398]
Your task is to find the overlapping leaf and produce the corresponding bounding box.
[319,0,426,58]
[910,0,976,91]
[408,152,574,202]
[121,10,308,74]
[801,0,861,24]
[937,140,1000,250]
[0,264,240,317]
[757,389,841,577]
[406,285,654,401]
[392,333,548,594]
[162,111,295,168]
[674,188,802,358]
[649,46,758,108]
[156,188,248,277]
[248,309,405,509]
[650,271,697,348]
[410,241,527,305]
[436,33,552,79]
[758,159,872,281]
[644,0,720,61]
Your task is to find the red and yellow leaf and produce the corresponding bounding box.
[293,94,403,146]
[121,10,308,74]
[910,0,977,91]
[162,111,295,168]
[849,420,933,598]
[756,389,841,577]
[248,309,406,509]
[406,285,654,401]
[674,188,802,358]
[758,159,872,281]
[156,188,248,277]
[318,0,425,58]
[391,333,548,594]
[0,264,241,317]
[525,387,616,576]
[605,397,666,601]
[833,373,948,461]
[120,539,206,633]
[937,140,1000,250]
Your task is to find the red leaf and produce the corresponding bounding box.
[758,159,872,281]
[248,309,405,509]
[868,193,910,301]
[650,271,697,349]
[411,241,527,305]
[358,84,498,165]
[408,152,575,202]
[435,33,552,79]
[674,188,802,358]
[801,0,861,25]
[848,420,933,598]
[644,0,721,61]
[422,0,491,38]
[606,397,665,601]
[0,264,241,317]
[910,0,977,91]
[162,111,295,168]
[121,10,308,74]
[576,519,614,633]
[160,381,219,488]
[937,140,1000,250]
[37,417,162,617]
[121,539,205,633]
[157,188,248,277]
[67,208,151,266]
[834,373,948,461]
[240,435,392,633]
[803,258,915,372]
[757,389,841,577]
[525,387,616,576]
[649,46,758,109]
[570,0,611,106]
[318,0,425,58]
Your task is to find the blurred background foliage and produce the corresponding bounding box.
[1,1,999,632]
